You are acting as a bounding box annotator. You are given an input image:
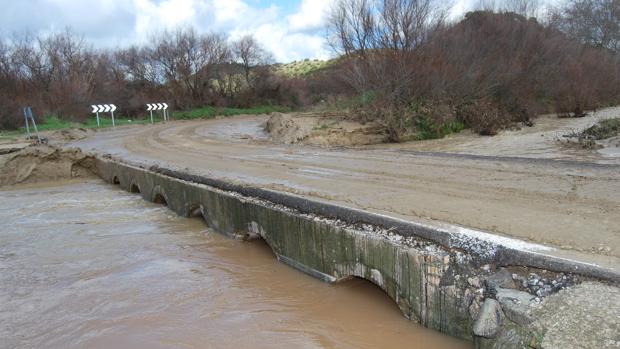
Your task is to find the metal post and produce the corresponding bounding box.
[96,112,100,127]
[24,108,30,136]
[111,110,115,126]
[23,107,41,143]
[30,117,40,143]
[150,110,154,124]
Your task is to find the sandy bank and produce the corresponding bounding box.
[265,112,387,146]
[0,145,96,187]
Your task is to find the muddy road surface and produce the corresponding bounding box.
[70,114,620,267]
[0,181,469,349]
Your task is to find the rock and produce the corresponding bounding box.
[531,282,620,349]
[468,276,482,288]
[496,287,536,325]
[486,269,517,291]
[491,327,533,349]
[512,273,525,283]
[473,298,505,338]
[469,299,481,320]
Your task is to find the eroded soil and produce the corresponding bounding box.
[392,107,620,163]
[0,145,95,187]
[265,112,386,146]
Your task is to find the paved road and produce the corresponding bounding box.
[71,116,620,268]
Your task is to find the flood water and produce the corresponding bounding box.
[0,180,470,349]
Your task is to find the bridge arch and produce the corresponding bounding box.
[334,267,411,320]
[112,176,120,185]
[337,275,408,317]
[184,203,204,218]
[129,182,141,194]
[151,185,169,206]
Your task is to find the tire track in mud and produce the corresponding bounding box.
[80,118,620,259]
[127,122,619,206]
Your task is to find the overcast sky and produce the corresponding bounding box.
[1,0,548,62]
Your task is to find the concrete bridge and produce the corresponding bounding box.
[96,156,620,349]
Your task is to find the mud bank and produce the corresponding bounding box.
[95,156,619,348]
[0,145,95,187]
[265,112,387,146]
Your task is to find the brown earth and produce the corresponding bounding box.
[0,145,95,187]
[265,112,386,146]
[69,111,620,269]
[392,107,620,163]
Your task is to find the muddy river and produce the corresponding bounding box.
[0,180,469,349]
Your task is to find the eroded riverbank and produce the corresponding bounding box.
[0,180,469,349]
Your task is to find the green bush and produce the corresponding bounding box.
[172,105,291,120]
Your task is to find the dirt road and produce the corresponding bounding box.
[70,114,620,267]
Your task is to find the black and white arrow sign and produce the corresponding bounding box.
[91,104,117,113]
[146,103,169,123]
[146,103,168,111]
[90,104,117,127]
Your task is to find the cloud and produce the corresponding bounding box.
[287,0,333,33]
[0,0,334,62]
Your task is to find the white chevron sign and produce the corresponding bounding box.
[146,103,168,111]
[146,102,170,123]
[91,104,116,113]
[90,104,117,127]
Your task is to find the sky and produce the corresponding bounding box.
[0,0,546,63]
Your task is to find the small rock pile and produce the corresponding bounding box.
[512,272,578,298]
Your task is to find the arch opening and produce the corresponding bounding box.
[186,203,203,218]
[335,276,405,318]
[153,193,168,206]
[247,235,277,259]
[112,176,120,185]
[130,183,140,193]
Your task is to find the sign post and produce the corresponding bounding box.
[147,104,154,123]
[23,107,41,143]
[146,103,169,122]
[91,104,117,127]
[110,104,117,126]
[92,105,100,127]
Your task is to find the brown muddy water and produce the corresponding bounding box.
[0,180,470,349]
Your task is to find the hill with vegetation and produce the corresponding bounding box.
[273,59,334,78]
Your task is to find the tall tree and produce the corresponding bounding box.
[233,35,271,86]
[551,0,620,53]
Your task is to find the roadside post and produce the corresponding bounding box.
[147,103,154,124]
[91,105,100,127]
[146,103,169,122]
[91,104,117,127]
[110,104,117,126]
[23,107,41,143]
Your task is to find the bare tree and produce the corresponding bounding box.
[327,0,377,55]
[475,0,540,17]
[0,26,288,130]
[551,0,620,53]
[149,29,233,108]
[232,35,271,86]
[327,0,449,139]
[506,0,540,17]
